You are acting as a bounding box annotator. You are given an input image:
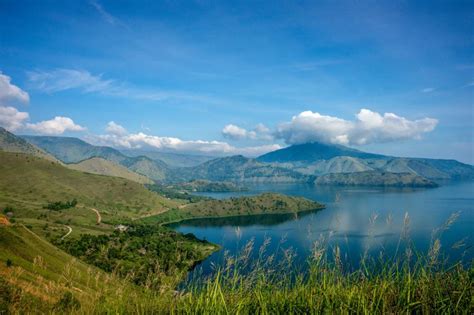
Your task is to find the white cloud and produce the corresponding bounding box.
[27,69,113,93]
[90,130,281,157]
[222,123,272,141]
[421,87,435,93]
[275,109,438,146]
[222,124,250,140]
[105,121,127,136]
[0,106,29,131]
[26,117,86,135]
[0,72,29,104]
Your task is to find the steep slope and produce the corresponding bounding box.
[0,127,59,162]
[67,157,153,184]
[120,149,215,168]
[258,142,386,163]
[0,224,134,313]
[171,155,311,183]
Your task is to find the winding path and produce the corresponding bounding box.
[91,208,101,224]
[61,225,72,240]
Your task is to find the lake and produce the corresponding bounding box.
[169,181,473,276]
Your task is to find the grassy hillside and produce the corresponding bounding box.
[0,127,59,162]
[0,151,180,238]
[67,157,152,184]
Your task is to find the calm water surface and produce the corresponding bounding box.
[169,181,473,275]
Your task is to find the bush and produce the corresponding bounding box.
[54,292,80,311]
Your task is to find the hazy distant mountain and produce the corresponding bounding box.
[315,171,438,187]
[258,142,473,180]
[0,128,60,163]
[170,155,311,183]
[22,135,169,181]
[258,142,386,163]
[120,149,215,168]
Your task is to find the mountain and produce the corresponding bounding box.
[120,149,216,168]
[121,155,168,181]
[0,127,59,162]
[22,135,127,163]
[67,157,153,184]
[258,142,474,180]
[22,135,169,182]
[170,155,311,183]
[315,171,438,187]
[258,142,386,163]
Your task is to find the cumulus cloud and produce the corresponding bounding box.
[91,126,281,157]
[275,109,438,146]
[26,117,86,135]
[0,72,29,104]
[0,106,29,131]
[105,121,127,136]
[222,123,272,141]
[27,69,113,93]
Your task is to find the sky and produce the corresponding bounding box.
[0,0,473,163]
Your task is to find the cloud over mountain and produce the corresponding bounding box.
[26,117,86,135]
[275,109,438,146]
[92,123,281,156]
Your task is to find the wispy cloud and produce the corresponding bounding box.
[421,87,436,93]
[89,0,118,25]
[27,69,113,93]
[26,68,222,105]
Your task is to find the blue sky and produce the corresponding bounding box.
[0,0,473,162]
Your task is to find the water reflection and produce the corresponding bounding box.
[172,181,474,275]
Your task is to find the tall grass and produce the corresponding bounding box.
[2,212,472,314]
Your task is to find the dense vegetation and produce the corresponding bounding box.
[57,224,218,288]
[141,193,324,225]
[43,199,78,211]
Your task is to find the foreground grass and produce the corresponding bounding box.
[2,223,472,314]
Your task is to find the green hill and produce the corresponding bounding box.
[0,151,180,238]
[67,157,153,184]
[143,193,324,224]
[0,127,59,162]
